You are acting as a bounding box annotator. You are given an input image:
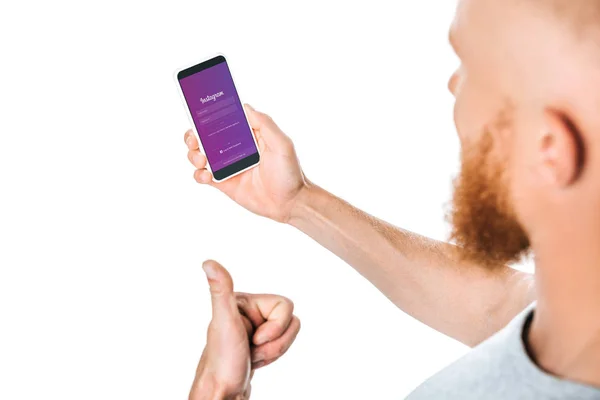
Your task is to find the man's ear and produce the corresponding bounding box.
[538,109,585,187]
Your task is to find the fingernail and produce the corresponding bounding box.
[193,153,202,165]
[202,262,217,280]
[255,334,268,346]
[252,352,265,363]
[201,171,212,183]
[186,135,193,147]
[245,103,255,112]
[252,361,265,369]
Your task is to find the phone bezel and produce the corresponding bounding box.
[174,53,260,182]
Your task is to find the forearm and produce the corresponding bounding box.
[289,183,535,346]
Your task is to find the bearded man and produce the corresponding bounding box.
[183,0,600,398]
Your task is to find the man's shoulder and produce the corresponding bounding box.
[406,304,534,399]
[406,303,600,400]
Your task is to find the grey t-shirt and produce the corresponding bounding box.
[407,304,600,399]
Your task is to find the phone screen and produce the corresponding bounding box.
[178,55,259,181]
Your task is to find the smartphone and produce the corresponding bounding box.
[175,54,260,182]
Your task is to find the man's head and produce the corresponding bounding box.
[447,0,600,266]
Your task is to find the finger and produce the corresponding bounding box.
[236,293,266,328]
[202,260,237,323]
[241,314,254,340]
[243,104,291,149]
[184,129,199,150]
[252,358,276,370]
[256,135,267,154]
[246,122,266,154]
[248,295,294,346]
[187,150,207,169]
[244,104,277,133]
[243,104,263,131]
[193,169,214,185]
[251,315,301,366]
[193,168,242,197]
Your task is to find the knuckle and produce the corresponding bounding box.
[282,138,295,152]
[208,285,226,297]
[259,112,274,125]
[280,296,294,312]
[236,294,249,308]
[275,342,287,357]
[294,316,301,331]
[207,321,217,335]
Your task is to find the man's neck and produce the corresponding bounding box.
[528,237,600,388]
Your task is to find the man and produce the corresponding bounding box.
[184,0,600,398]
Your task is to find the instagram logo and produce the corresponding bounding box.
[200,91,224,104]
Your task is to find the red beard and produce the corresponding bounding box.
[448,129,530,267]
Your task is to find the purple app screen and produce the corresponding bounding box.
[179,61,258,172]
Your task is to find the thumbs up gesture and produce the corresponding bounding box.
[189,261,301,400]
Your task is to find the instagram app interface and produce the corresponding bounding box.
[179,61,257,172]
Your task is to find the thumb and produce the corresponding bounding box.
[202,260,236,321]
[244,104,291,147]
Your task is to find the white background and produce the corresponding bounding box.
[0,0,508,398]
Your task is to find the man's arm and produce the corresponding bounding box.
[289,183,535,346]
[185,107,535,347]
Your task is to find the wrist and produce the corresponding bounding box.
[287,180,322,227]
[189,370,228,400]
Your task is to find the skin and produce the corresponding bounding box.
[187,0,600,397]
[190,260,300,400]
[187,107,534,398]
[451,0,600,388]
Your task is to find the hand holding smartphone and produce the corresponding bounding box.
[175,54,260,182]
